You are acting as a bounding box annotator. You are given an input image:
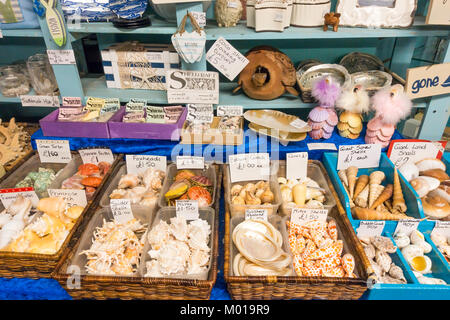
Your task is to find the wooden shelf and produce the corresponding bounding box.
[1,29,43,38]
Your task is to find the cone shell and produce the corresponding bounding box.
[353,175,369,200]
[338,170,348,188]
[370,184,393,210]
[369,184,385,208]
[355,184,369,208]
[370,171,385,185]
[393,168,407,213]
[346,166,358,199]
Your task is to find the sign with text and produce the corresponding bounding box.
[387,139,447,168]
[356,220,385,238]
[110,199,134,224]
[426,0,450,25]
[229,153,270,183]
[431,221,450,238]
[216,105,243,117]
[167,70,219,104]
[62,97,82,107]
[79,148,114,165]
[0,187,39,208]
[291,208,328,226]
[394,219,421,236]
[405,63,450,99]
[245,209,268,221]
[47,49,76,64]
[337,144,381,170]
[48,189,87,207]
[286,152,308,180]
[206,37,249,81]
[176,200,199,220]
[126,155,167,175]
[191,11,206,27]
[36,139,72,163]
[186,104,214,123]
[307,143,337,151]
[176,156,205,169]
[21,95,59,107]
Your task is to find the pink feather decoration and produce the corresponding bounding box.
[371,84,412,125]
[312,78,341,107]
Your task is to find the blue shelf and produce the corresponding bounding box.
[1,29,43,38]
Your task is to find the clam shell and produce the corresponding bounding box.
[371,236,397,253]
[326,111,338,126]
[415,158,446,172]
[323,131,333,139]
[322,123,335,134]
[308,107,330,122]
[418,176,440,192]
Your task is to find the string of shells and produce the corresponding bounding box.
[399,158,450,220]
[277,176,326,210]
[339,166,413,220]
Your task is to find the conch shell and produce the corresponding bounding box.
[346,166,358,199]
[37,197,67,218]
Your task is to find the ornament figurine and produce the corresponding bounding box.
[365,84,412,148]
[307,78,341,139]
[336,84,370,139]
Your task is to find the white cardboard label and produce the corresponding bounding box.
[191,11,206,28]
[167,70,219,104]
[274,12,284,22]
[356,221,385,238]
[47,49,76,64]
[227,1,238,8]
[126,155,167,175]
[245,209,268,221]
[206,37,249,81]
[20,95,59,107]
[388,140,444,168]
[110,199,134,224]
[291,208,328,226]
[216,105,243,117]
[47,189,87,207]
[431,221,450,238]
[62,97,82,107]
[229,153,270,183]
[36,139,72,163]
[286,152,308,180]
[394,219,421,236]
[186,104,214,123]
[176,156,205,169]
[79,148,114,165]
[290,118,308,129]
[307,143,337,151]
[337,144,381,170]
[0,188,39,208]
[176,200,199,220]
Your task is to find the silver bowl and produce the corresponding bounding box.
[351,70,392,95]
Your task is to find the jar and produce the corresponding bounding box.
[0,65,21,77]
[0,74,31,97]
[26,53,59,95]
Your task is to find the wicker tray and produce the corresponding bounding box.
[223,163,370,300]
[0,154,122,279]
[53,164,222,300]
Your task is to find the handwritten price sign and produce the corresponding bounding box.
[176,156,205,169]
[110,199,134,224]
[36,139,72,163]
[229,153,270,183]
[291,208,328,226]
[387,139,447,168]
[337,144,381,170]
[357,221,385,237]
[176,200,199,220]
[79,148,114,165]
[126,155,167,175]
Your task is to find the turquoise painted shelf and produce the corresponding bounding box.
[0,88,38,103]
[1,29,43,38]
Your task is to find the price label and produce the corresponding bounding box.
[245,209,268,221]
[110,199,134,224]
[20,95,59,107]
[337,144,381,170]
[356,221,385,237]
[286,152,308,180]
[36,139,72,163]
[229,153,270,183]
[291,208,328,226]
[274,12,284,22]
[206,37,249,81]
[307,143,337,151]
[0,188,39,208]
[79,148,114,165]
[191,11,206,28]
[227,1,238,8]
[47,49,76,64]
[387,139,447,168]
[216,105,243,117]
[290,118,308,129]
[394,219,421,236]
[176,200,199,220]
[186,104,214,123]
[126,155,167,175]
[47,189,87,207]
[62,97,82,107]
[176,156,205,169]
[431,221,450,238]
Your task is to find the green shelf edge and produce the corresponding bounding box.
[1,29,43,38]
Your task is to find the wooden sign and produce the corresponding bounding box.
[426,0,450,25]
[405,63,450,99]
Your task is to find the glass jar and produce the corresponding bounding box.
[0,74,31,97]
[0,65,21,77]
[26,53,59,95]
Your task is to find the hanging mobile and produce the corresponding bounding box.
[110,0,151,29]
[39,0,67,47]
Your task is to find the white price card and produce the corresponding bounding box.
[290,118,308,129]
[431,221,450,238]
[191,11,206,28]
[356,221,385,238]
[0,29,3,38]
[48,189,87,207]
[47,49,76,65]
[126,155,167,175]
[307,143,337,151]
[167,70,219,104]
[62,97,82,107]
[176,200,199,220]
[20,95,59,107]
[216,105,243,117]
[79,148,114,165]
[394,219,421,236]
[291,208,328,226]
[337,144,381,171]
[245,209,268,221]
[229,153,270,183]
[0,188,39,208]
[206,37,249,81]
[176,156,205,169]
[110,199,134,224]
[186,104,214,123]
[36,139,72,163]
[387,139,447,168]
[286,152,308,180]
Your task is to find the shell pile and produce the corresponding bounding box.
[217,116,241,134]
[165,170,213,207]
[359,235,407,284]
[339,166,412,220]
[81,218,146,275]
[232,219,292,276]
[287,219,356,277]
[277,176,326,210]
[109,168,165,207]
[145,217,211,277]
[185,122,211,134]
[399,158,450,220]
[230,181,275,211]
[0,118,30,168]
[431,231,450,263]
[16,167,58,197]
[3,197,84,254]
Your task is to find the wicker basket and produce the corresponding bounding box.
[0,154,122,279]
[53,164,222,300]
[224,164,370,300]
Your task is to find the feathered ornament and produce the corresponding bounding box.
[365,84,412,148]
[336,84,370,139]
[307,78,341,140]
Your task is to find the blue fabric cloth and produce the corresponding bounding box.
[1,0,39,29]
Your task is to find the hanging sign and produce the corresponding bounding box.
[337,144,381,170]
[229,153,270,183]
[167,70,219,104]
[286,152,308,180]
[20,95,59,107]
[387,139,447,168]
[426,0,450,25]
[79,148,114,165]
[126,155,167,175]
[405,63,450,99]
[47,50,76,65]
[36,139,72,163]
[191,11,206,28]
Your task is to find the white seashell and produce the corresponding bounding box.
[369,259,383,279]
[277,177,287,185]
[305,179,321,189]
[399,163,419,182]
[394,232,410,249]
[415,158,446,173]
[371,236,397,253]
[409,255,432,274]
[389,263,406,282]
[401,244,424,262]
[376,250,392,273]
[410,230,425,245]
[419,176,440,192]
[305,199,325,209]
[419,241,432,254]
[409,177,431,198]
[430,232,447,247]
[429,188,450,203]
[363,243,376,260]
[0,213,12,228]
[286,179,298,189]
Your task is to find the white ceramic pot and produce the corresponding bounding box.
[290,0,330,27]
[150,1,212,22]
[246,0,256,28]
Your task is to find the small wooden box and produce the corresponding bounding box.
[180,117,244,146]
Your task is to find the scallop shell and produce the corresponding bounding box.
[376,250,392,273]
[398,163,419,182]
[415,158,446,172]
[394,232,410,249]
[371,236,397,253]
[308,107,330,122]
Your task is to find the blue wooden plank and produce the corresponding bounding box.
[390,38,417,78]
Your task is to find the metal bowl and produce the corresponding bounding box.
[351,70,392,95]
[298,64,352,90]
[339,52,384,74]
